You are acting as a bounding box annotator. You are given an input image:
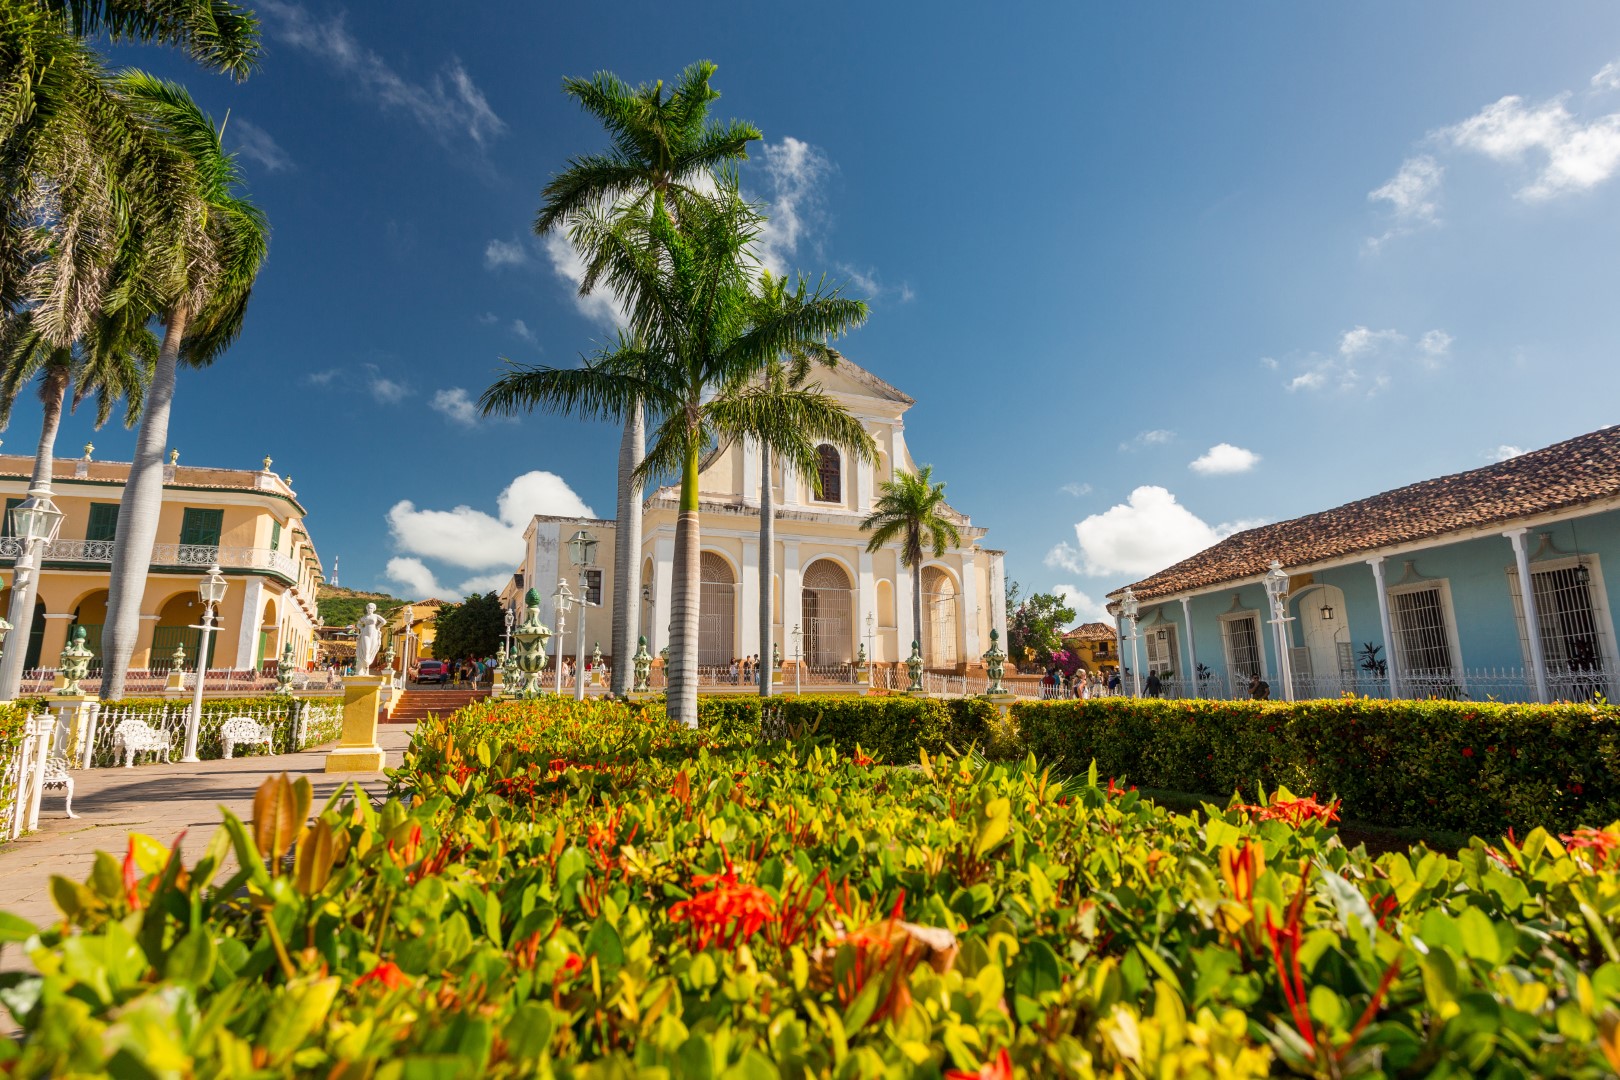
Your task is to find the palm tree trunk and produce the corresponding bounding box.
[0,371,68,696]
[609,402,643,696]
[101,306,187,700]
[757,440,773,697]
[912,543,925,668]
[667,439,701,727]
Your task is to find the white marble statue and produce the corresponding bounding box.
[355,602,386,674]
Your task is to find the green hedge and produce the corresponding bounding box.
[1014,696,1620,836]
[692,693,998,761]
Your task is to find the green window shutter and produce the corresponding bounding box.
[1,498,19,539]
[86,503,119,542]
[270,521,282,551]
[179,507,224,547]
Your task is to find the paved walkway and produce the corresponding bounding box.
[0,726,415,937]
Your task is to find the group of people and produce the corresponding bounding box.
[723,656,766,684]
[1038,667,1123,699]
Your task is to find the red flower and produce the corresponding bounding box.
[668,863,778,949]
[947,1048,1013,1080]
[1572,782,1585,795]
[1462,747,1474,758]
[122,837,141,910]
[1563,827,1620,869]
[355,960,409,990]
[1237,795,1340,828]
[555,952,585,982]
[852,749,875,767]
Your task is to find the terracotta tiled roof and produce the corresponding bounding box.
[1112,425,1620,603]
[1064,622,1116,640]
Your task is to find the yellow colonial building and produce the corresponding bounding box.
[504,360,1007,673]
[0,452,324,674]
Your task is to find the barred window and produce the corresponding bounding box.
[1390,586,1453,678]
[1222,615,1262,680]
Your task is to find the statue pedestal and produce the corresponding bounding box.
[325,675,386,773]
[48,696,96,768]
[491,671,504,696]
[982,691,1018,719]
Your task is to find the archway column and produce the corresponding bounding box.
[857,549,876,661]
[959,555,980,661]
[134,614,160,669]
[39,614,75,669]
[234,576,266,671]
[782,541,803,654]
[739,540,760,658]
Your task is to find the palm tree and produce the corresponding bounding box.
[482,187,872,726]
[98,73,268,700]
[0,307,152,692]
[0,0,259,334]
[533,60,759,697]
[748,272,856,697]
[861,466,962,667]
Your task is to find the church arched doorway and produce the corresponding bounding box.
[921,566,959,666]
[803,559,854,666]
[698,552,736,668]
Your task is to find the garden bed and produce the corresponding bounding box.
[2,696,1619,1075]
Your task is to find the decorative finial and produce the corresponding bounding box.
[168,448,179,465]
[81,443,93,461]
[262,455,273,471]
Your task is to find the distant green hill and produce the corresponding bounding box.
[317,585,407,628]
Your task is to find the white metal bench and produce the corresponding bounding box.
[112,718,172,768]
[40,755,75,818]
[220,717,274,759]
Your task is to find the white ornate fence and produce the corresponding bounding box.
[0,714,58,840]
[78,699,341,769]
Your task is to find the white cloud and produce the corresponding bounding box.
[1259,356,1279,370]
[260,1,503,150]
[304,368,338,386]
[510,319,536,344]
[1340,326,1405,357]
[1419,329,1453,363]
[475,311,499,325]
[1060,482,1092,497]
[835,263,916,305]
[385,557,456,601]
[484,237,529,269]
[1281,325,1450,394]
[1051,584,1111,625]
[1189,443,1261,475]
[430,387,480,425]
[1367,155,1444,248]
[455,571,513,595]
[753,137,831,276]
[387,470,595,572]
[1595,58,1620,92]
[366,366,409,404]
[1443,94,1620,201]
[1490,443,1526,461]
[1046,486,1263,579]
[228,118,293,172]
[543,230,629,328]
[1118,429,1175,452]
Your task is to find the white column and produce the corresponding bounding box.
[782,541,803,650]
[234,576,266,670]
[959,552,981,660]
[1179,596,1200,698]
[855,446,873,514]
[857,548,876,661]
[990,552,1008,647]
[653,535,675,656]
[740,539,761,658]
[1368,556,1400,698]
[1506,528,1551,703]
[780,461,799,510]
[896,559,915,654]
[741,437,760,507]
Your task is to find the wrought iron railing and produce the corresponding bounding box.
[0,537,298,579]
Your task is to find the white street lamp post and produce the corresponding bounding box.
[183,565,228,762]
[568,530,598,702]
[1118,587,1142,697]
[792,622,803,695]
[402,605,414,685]
[552,578,573,696]
[1263,559,1296,702]
[865,611,875,665]
[0,487,64,700]
[503,605,515,658]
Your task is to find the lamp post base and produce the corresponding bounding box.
[325,675,386,773]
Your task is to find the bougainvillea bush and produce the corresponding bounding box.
[5,697,1620,1076]
[1015,696,1620,837]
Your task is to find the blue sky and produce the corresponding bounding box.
[48,2,1620,620]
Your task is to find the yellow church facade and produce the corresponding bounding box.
[505,361,1007,674]
[0,453,324,676]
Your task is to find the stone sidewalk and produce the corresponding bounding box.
[0,726,415,935]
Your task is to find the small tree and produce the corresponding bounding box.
[431,593,505,662]
[1005,581,1076,668]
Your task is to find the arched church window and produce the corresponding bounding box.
[815,445,841,502]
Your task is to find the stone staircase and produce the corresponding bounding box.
[387,688,489,724]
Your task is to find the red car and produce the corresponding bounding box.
[415,659,447,685]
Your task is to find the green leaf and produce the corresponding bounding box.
[583,919,624,968]
[0,913,38,944]
[163,930,216,986]
[973,797,1011,858]
[259,976,339,1062]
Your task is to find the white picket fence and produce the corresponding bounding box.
[0,714,62,840]
[78,699,342,770]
